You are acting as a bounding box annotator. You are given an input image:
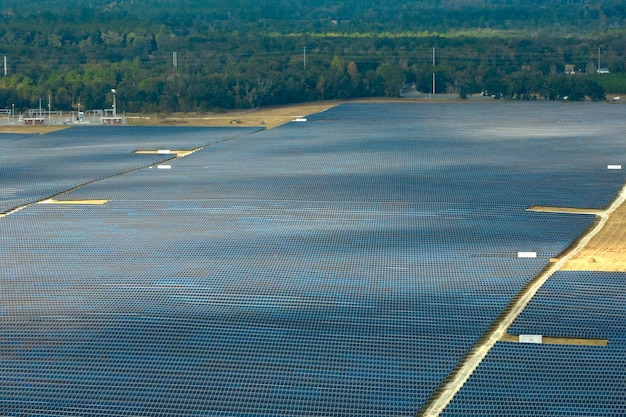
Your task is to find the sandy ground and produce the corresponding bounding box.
[125,102,340,129]
[0,125,70,134]
[528,198,626,272]
[559,198,626,271]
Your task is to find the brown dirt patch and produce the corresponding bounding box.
[126,102,341,129]
[560,198,626,271]
[0,125,70,134]
[527,205,603,215]
[528,195,626,272]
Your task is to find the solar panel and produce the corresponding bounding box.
[0,126,261,213]
[443,270,626,416]
[1,102,625,416]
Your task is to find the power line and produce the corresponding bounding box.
[0,48,617,74]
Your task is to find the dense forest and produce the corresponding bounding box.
[0,0,625,112]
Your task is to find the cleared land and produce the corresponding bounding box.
[559,198,626,271]
[126,102,340,129]
[0,102,339,133]
[0,125,70,134]
[528,199,626,271]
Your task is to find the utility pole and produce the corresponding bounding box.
[431,47,436,97]
[4,56,6,77]
[111,89,117,117]
[303,46,306,70]
[173,51,178,71]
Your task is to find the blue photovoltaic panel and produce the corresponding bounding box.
[0,202,595,416]
[442,271,626,416]
[441,342,626,416]
[1,102,625,416]
[509,271,626,340]
[302,103,626,209]
[65,104,626,209]
[0,126,261,213]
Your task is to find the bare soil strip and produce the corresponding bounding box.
[499,334,608,346]
[0,125,70,134]
[419,184,626,417]
[560,198,626,271]
[527,205,604,215]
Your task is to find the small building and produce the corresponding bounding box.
[24,118,45,125]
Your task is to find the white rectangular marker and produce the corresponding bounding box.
[607,165,622,170]
[519,335,543,344]
[157,149,171,154]
[294,118,307,122]
[518,252,537,258]
[157,165,171,169]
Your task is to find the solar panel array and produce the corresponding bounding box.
[1,102,625,416]
[0,126,261,213]
[442,271,626,416]
[509,271,626,340]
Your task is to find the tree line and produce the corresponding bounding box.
[0,0,623,113]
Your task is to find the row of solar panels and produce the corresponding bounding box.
[443,273,626,416]
[1,103,625,416]
[0,126,262,213]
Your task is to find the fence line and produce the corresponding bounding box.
[0,109,126,126]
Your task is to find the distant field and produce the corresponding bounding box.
[590,73,626,96]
